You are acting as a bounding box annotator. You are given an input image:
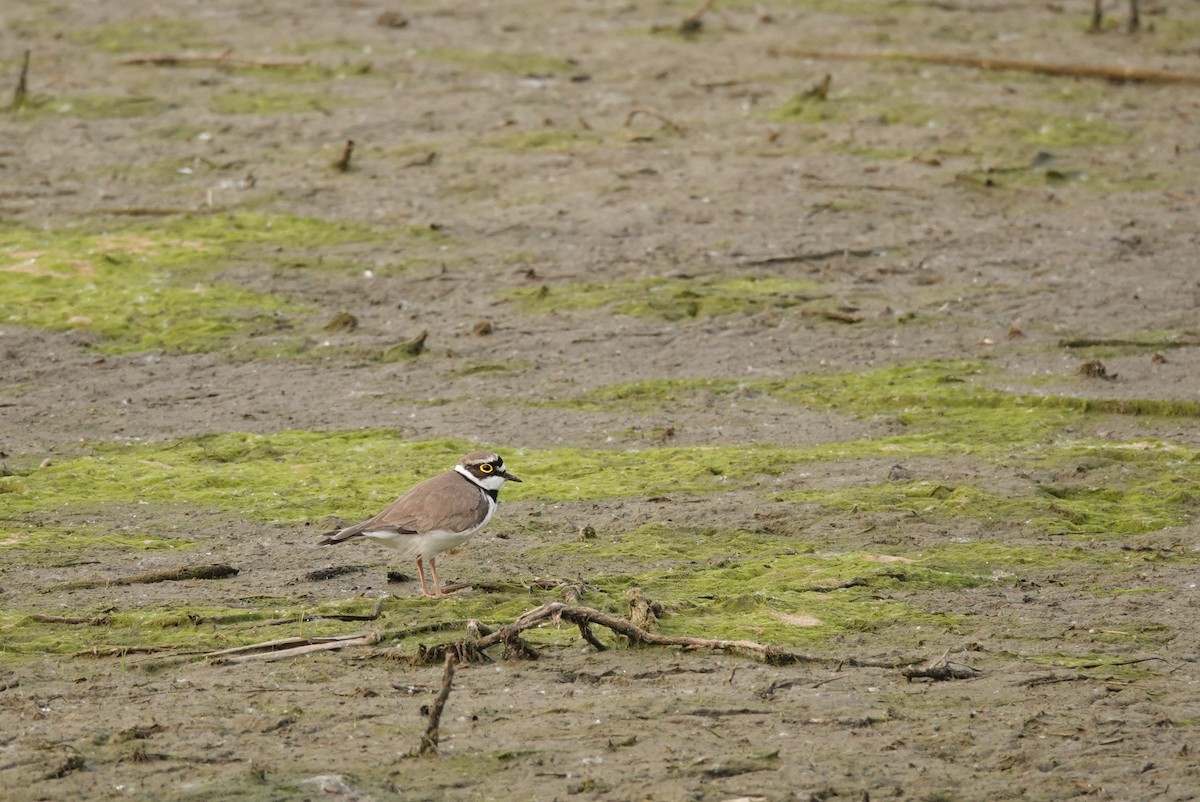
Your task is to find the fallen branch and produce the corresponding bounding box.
[28,613,111,625]
[269,599,384,626]
[117,51,311,69]
[49,563,238,591]
[412,653,458,756]
[206,632,380,664]
[777,48,1200,86]
[416,601,851,667]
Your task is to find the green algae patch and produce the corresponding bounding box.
[420,48,575,76]
[785,462,1200,538]
[525,535,970,648]
[0,434,807,523]
[0,212,381,353]
[506,275,826,320]
[566,360,1200,448]
[455,360,533,378]
[8,93,171,121]
[76,17,212,53]
[0,598,384,664]
[0,526,194,554]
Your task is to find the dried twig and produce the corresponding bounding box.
[11,50,31,110]
[42,755,86,780]
[625,107,686,134]
[740,247,880,267]
[117,52,311,68]
[679,0,714,34]
[413,653,458,756]
[28,614,111,626]
[334,139,355,172]
[778,48,1200,86]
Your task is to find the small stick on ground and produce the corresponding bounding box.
[49,563,238,591]
[207,632,381,664]
[625,107,686,135]
[269,598,384,626]
[679,0,714,34]
[334,139,355,172]
[11,50,30,110]
[117,52,311,68]
[779,48,1200,87]
[28,614,111,626]
[413,653,458,756]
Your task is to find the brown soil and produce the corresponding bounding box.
[3,2,1200,801]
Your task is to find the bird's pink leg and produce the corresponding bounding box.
[428,558,443,598]
[415,557,433,597]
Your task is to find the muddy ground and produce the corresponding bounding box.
[2,1,1200,800]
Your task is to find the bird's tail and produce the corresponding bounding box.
[317,526,364,546]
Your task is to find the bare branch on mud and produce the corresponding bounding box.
[740,248,881,267]
[901,650,982,682]
[117,51,311,69]
[48,563,238,591]
[777,48,1200,86]
[415,601,849,667]
[412,653,458,756]
[901,662,982,682]
[206,632,381,664]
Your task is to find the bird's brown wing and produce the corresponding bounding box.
[367,470,490,534]
[317,470,487,545]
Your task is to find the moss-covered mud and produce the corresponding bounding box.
[4,1,1200,800]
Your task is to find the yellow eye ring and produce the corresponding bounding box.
[479,463,494,474]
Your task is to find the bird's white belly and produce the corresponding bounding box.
[363,494,496,560]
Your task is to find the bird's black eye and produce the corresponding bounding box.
[479,463,494,474]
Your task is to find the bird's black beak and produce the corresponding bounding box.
[501,469,522,482]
